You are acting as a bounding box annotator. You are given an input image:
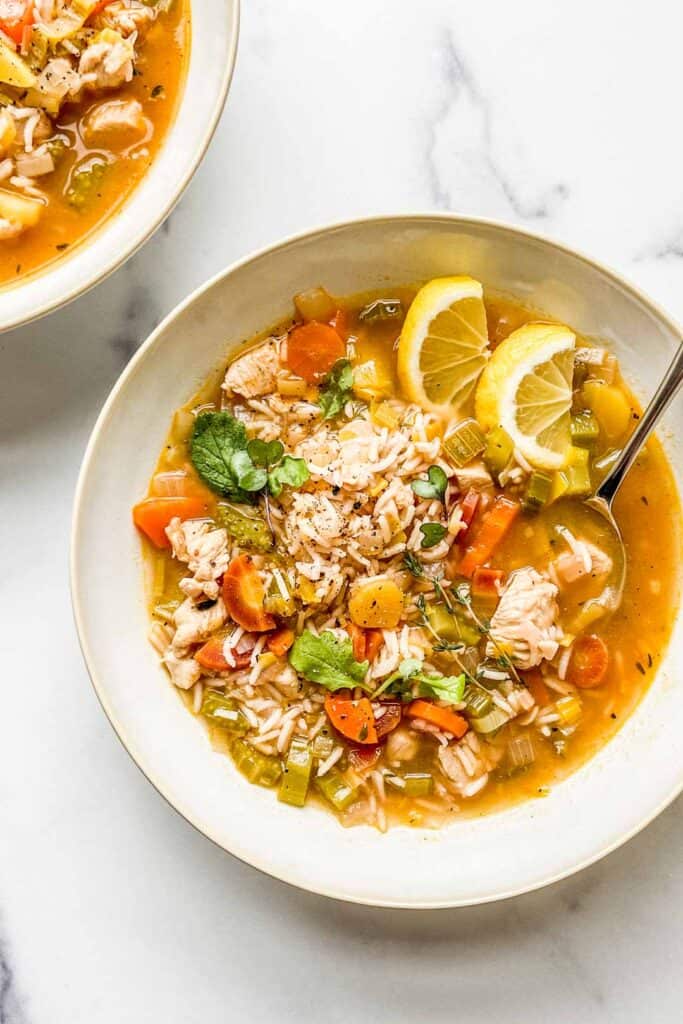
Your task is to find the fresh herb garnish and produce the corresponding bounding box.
[419,522,447,548]
[374,658,465,704]
[411,465,448,503]
[319,359,353,420]
[451,581,521,683]
[289,630,370,692]
[191,412,309,502]
[403,551,425,577]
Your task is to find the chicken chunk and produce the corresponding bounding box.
[98,0,156,38]
[34,58,81,105]
[163,649,201,690]
[222,340,280,399]
[453,460,494,493]
[79,32,135,91]
[486,566,562,669]
[166,517,230,601]
[172,597,227,654]
[385,726,419,764]
[82,99,146,147]
[550,541,613,587]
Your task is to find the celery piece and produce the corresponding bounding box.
[570,410,600,449]
[556,694,582,726]
[314,769,358,811]
[523,470,553,512]
[312,731,335,760]
[215,502,273,553]
[426,602,480,648]
[387,772,433,797]
[278,736,314,807]
[264,568,296,617]
[506,734,535,769]
[564,446,591,496]
[358,298,402,321]
[470,707,510,734]
[231,738,282,787]
[484,426,514,478]
[463,684,493,718]
[66,159,107,211]
[442,418,486,468]
[201,690,248,734]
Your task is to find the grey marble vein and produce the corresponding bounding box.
[0,937,26,1024]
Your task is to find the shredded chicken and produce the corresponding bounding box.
[163,649,202,690]
[453,460,494,493]
[99,0,155,37]
[83,98,146,146]
[172,597,227,654]
[487,566,562,669]
[385,726,420,763]
[551,541,613,587]
[79,34,135,91]
[34,58,81,105]
[222,340,280,399]
[165,517,230,601]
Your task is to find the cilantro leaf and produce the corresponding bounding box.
[411,465,448,502]
[247,438,285,468]
[420,522,447,548]
[289,630,370,691]
[268,455,310,497]
[319,359,353,420]
[190,412,256,502]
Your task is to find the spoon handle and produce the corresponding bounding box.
[597,341,683,507]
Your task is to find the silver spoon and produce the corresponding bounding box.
[581,340,683,617]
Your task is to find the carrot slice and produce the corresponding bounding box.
[347,622,367,662]
[132,496,207,548]
[0,1,34,45]
[194,635,252,671]
[566,635,609,689]
[267,627,295,658]
[222,554,276,633]
[285,322,346,383]
[364,629,384,663]
[457,488,480,540]
[329,308,349,340]
[459,496,520,578]
[405,700,468,739]
[325,694,378,745]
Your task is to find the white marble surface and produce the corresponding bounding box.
[2,1,683,1021]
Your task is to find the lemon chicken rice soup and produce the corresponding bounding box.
[132,277,680,830]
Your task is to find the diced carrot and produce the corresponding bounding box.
[523,669,550,706]
[194,635,252,671]
[347,622,367,662]
[329,308,349,340]
[364,629,384,663]
[222,554,276,633]
[0,1,33,45]
[325,694,378,745]
[132,496,207,548]
[471,567,505,599]
[458,488,480,539]
[267,627,295,658]
[285,321,346,383]
[405,700,468,739]
[566,635,609,688]
[459,496,520,578]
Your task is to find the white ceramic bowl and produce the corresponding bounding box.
[71,215,683,908]
[1,0,239,333]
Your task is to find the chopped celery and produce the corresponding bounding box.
[231,738,282,787]
[564,446,591,495]
[470,706,510,734]
[201,690,248,734]
[442,418,486,468]
[278,736,314,807]
[484,426,513,478]
[358,298,402,321]
[66,159,107,211]
[426,602,480,648]
[506,734,535,769]
[312,731,335,760]
[570,410,600,449]
[463,684,493,718]
[523,470,553,511]
[264,569,296,617]
[315,769,358,811]
[215,502,273,553]
[556,694,582,726]
[387,772,433,797]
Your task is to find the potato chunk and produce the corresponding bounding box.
[349,579,403,629]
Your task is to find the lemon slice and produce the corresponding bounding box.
[397,276,489,415]
[475,322,575,469]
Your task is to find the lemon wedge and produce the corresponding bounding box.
[397,276,489,415]
[475,322,575,469]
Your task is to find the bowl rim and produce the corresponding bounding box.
[70,212,683,908]
[1,0,240,334]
